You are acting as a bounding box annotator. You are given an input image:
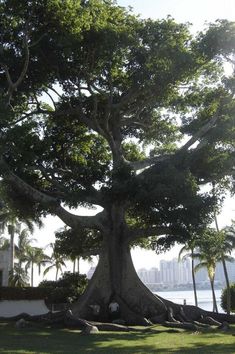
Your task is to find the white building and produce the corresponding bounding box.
[0,249,10,286]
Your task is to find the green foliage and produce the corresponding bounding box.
[221,283,235,313]
[55,227,101,259]
[39,271,88,303]
[193,229,227,280]
[8,264,29,287]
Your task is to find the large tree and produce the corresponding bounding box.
[0,0,235,323]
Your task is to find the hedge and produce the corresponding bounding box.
[0,287,50,300]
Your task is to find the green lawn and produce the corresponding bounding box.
[0,323,235,354]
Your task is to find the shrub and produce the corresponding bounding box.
[221,283,235,313]
[38,272,88,304]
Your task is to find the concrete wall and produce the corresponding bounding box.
[0,300,49,317]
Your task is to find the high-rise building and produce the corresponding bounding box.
[137,256,235,288]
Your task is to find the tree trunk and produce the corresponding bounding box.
[55,268,59,281]
[72,242,167,324]
[70,205,234,325]
[210,278,218,313]
[221,257,231,315]
[73,259,76,273]
[214,213,231,315]
[71,202,168,324]
[31,262,34,287]
[191,254,198,307]
[77,257,80,274]
[9,227,15,271]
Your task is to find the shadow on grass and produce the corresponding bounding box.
[171,342,235,354]
[0,323,235,354]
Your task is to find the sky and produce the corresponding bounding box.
[20,0,235,283]
[118,0,235,31]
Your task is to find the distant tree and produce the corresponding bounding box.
[178,236,198,307]
[44,244,66,281]
[218,222,235,314]
[0,211,21,275]
[39,271,88,304]
[54,227,101,274]
[221,283,235,313]
[0,199,42,284]
[25,246,50,286]
[193,228,234,313]
[16,228,36,267]
[8,263,29,287]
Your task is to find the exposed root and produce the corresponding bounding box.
[162,321,200,331]
[2,295,235,333]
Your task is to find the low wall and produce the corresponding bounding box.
[0,300,49,317]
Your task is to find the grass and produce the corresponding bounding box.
[0,323,235,354]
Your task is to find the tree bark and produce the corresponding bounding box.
[214,212,231,315]
[70,203,235,325]
[9,228,15,273]
[191,254,198,307]
[210,278,218,313]
[71,205,167,325]
[31,262,34,287]
[221,257,231,315]
[77,257,80,274]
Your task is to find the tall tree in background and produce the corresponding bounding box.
[193,228,234,313]
[178,237,198,307]
[0,200,41,284]
[54,227,101,274]
[16,227,35,268]
[8,263,29,287]
[0,209,21,275]
[25,246,50,286]
[0,1,234,322]
[218,223,235,314]
[43,243,67,281]
[193,229,220,313]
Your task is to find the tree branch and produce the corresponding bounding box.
[0,158,106,230]
[127,225,171,243]
[130,112,220,172]
[1,29,30,105]
[128,154,171,172]
[178,113,219,153]
[37,164,104,206]
[54,206,106,230]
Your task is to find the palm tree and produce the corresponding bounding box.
[178,237,198,307]
[212,183,235,314]
[0,201,43,284]
[0,206,36,282]
[44,244,66,280]
[25,246,50,286]
[15,228,36,267]
[193,228,232,313]
[217,223,235,315]
[8,264,29,287]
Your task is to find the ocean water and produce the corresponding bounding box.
[155,289,223,313]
